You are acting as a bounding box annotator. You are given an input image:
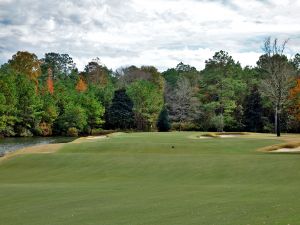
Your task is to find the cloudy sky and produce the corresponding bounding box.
[0,0,300,71]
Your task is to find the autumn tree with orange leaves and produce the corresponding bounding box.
[47,68,54,94]
[289,78,300,121]
[76,77,87,92]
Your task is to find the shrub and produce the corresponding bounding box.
[171,122,198,131]
[38,122,52,136]
[16,127,33,137]
[67,127,78,137]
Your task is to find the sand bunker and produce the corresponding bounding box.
[272,147,300,153]
[198,136,213,139]
[198,134,242,139]
[219,135,239,138]
[85,136,108,140]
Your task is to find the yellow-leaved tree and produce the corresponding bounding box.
[9,51,41,90]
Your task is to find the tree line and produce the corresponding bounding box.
[0,38,300,137]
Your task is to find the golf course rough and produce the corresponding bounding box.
[1,132,300,225]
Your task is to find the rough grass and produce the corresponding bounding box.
[1,132,300,225]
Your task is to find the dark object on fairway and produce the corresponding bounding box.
[171,146,175,149]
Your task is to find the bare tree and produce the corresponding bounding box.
[166,77,200,130]
[259,37,295,136]
[116,66,162,89]
[85,58,109,85]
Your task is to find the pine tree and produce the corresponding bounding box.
[106,89,135,129]
[243,86,264,132]
[157,106,171,132]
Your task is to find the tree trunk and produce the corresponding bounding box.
[275,106,281,137]
[274,108,277,135]
[179,119,182,132]
[220,113,224,132]
[277,111,281,137]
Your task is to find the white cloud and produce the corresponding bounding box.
[0,0,300,71]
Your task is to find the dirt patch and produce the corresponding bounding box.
[19,143,63,154]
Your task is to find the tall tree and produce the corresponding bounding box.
[116,66,151,88]
[166,77,199,130]
[85,58,110,86]
[200,51,246,131]
[291,53,300,73]
[0,65,18,136]
[288,78,300,131]
[141,66,165,91]
[258,37,295,136]
[157,106,171,132]
[116,65,165,90]
[162,68,180,87]
[243,86,264,132]
[41,53,76,79]
[40,93,58,136]
[9,51,41,89]
[106,89,135,130]
[78,93,105,133]
[15,75,43,136]
[127,80,163,131]
[47,68,54,94]
[76,77,87,92]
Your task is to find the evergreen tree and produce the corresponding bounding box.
[157,106,171,132]
[106,89,135,129]
[243,86,264,132]
[0,65,18,136]
[15,75,43,136]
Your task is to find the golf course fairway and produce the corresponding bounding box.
[1,132,300,225]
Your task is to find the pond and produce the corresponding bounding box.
[0,137,76,154]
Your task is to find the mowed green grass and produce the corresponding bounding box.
[1,132,300,225]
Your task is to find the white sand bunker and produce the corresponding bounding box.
[198,134,243,139]
[198,136,213,139]
[272,147,300,153]
[219,135,239,138]
[86,136,108,140]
